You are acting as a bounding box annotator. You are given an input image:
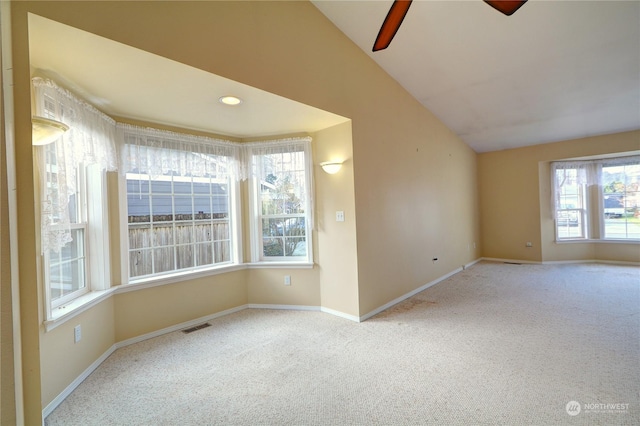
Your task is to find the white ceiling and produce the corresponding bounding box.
[28,14,349,140]
[312,0,640,152]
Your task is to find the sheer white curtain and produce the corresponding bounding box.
[550,156,640,216]
[239,137,312,181]
[118,123,240,178]
[33,77,118,254]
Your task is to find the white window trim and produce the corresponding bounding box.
[44,165,110,321]
[247,140,314,264]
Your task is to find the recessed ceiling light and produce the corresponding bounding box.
[218,96,242,106]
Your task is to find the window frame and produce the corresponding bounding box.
[118,126,243,284]
[247,140,314,264]
[600,161,640,240]
[42,162,111,320]
[551,155,640,243]
[553,166,588,240]
[123,170,239,282]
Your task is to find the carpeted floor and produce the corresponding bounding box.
[45,261,640,425]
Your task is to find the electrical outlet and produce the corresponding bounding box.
[526,242,533,247]
[336,211,345,222]
[74,325,82,343]
[284,275,291,286]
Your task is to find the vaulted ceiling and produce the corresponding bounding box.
[312,0,640,152]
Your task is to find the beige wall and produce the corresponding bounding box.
[39,299,115,408]
[352,107,480,315]
[9,1,481,421]
[114,270,248,342]
[314,122,360,317]
[479,130,640,263]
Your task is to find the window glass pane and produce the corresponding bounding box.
[129,225,152,249]
[174,195,193,221]
[263,237,284,257]
[556,210,584,239]
[126,179,149,195]
[130,249,152,278]
[195,243,213,266]
[175,224,194,244]
[194,196,212,217]
[176,244,193,270]
[554,167,586,239]
[214,241,230,263]
[173,180,192,195]
[49,262,63,301]
[48,229,86,303]
[152,195,173,221]
[263,218,284,237]
[193,180,211,194]
[127,193,150,223]
[213,221,229,241]
[603,163,640,239]
[151,178,172,194]
[286,237,306,257]
[284,217,306,236]
[153,224,174,246]
[195,224,212,242]
[153,247,175,274]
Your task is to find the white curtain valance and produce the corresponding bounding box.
[550,155,640,217]
[119,124,311,182]
[118,123,240,179]
[33,77,118,254]
[239,137,311,181]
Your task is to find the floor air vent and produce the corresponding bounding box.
[182,323,211,334]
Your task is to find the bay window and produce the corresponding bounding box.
[551,155,640,241]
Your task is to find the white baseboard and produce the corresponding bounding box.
[464,258,483,269]
[481,257,639,266]
[320,306,361,323]
[248,303,320,311]
[115,304,249,348]
[42,344,117,418]
[481,257,542,264]
[359,265,467,322]
[542,259,640,266]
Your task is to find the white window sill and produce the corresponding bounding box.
[45,288,115,332]
[556,238,640,244]
[44,261,314,331]
[246,262,314,269]
[121,263,246,293]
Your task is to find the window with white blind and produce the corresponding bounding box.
[551,155,640,241]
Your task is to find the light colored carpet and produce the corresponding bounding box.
[45,261,640,425]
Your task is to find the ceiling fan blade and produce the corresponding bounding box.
[373,0,413,52]
[484,0,528,16]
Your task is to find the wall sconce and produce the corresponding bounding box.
[32,116,69,146]
[320,161,343,174]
